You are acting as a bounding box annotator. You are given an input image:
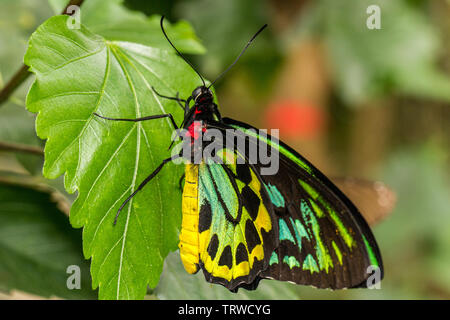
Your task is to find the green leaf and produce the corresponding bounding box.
[177,0,275,79]
[301,0,450,105]
[49,0,205,54]
[0,179,96,299]
[25,15,203,299]
[47,0,67,13]
[376,145,450,297]
[155,251,301,300]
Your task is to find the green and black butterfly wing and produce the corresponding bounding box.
[195,155,279,291]
[220,118,383,290]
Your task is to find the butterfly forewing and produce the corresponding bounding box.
[194,150,278,290]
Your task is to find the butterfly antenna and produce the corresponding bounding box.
[208,24,267,89]
[160,16,206,87]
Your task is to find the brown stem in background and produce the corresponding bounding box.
[348,100,393,175]
[0,65,30,106]
[0,141,44,156]
[0,0,85,107]
[269,0,309,33]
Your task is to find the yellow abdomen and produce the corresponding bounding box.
[178,164,200,274]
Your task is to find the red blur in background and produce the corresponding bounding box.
[264,100,326,140]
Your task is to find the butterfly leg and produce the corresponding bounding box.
[151,86,186,111]
[113,154,181,225]
[93,112,179,131]
[168,100,194,150]
[184,96,192,117]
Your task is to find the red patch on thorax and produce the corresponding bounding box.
[186,120,206,141]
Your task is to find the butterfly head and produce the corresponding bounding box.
[192,86,213,104]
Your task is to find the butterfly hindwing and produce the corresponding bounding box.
[259,164,381,288]
[220,118,383,289]
[195,151,278,290]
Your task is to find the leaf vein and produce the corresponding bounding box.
[110,45,142,300]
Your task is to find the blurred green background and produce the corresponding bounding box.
[0,0,448,299]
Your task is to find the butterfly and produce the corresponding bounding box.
[94,16,384,292]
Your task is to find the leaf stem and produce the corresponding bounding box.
[0,0,85,107]
[0,141,44,156]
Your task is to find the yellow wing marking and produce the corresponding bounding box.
[199,167,272,281]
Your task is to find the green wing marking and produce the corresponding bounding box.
[196,150,278,291]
